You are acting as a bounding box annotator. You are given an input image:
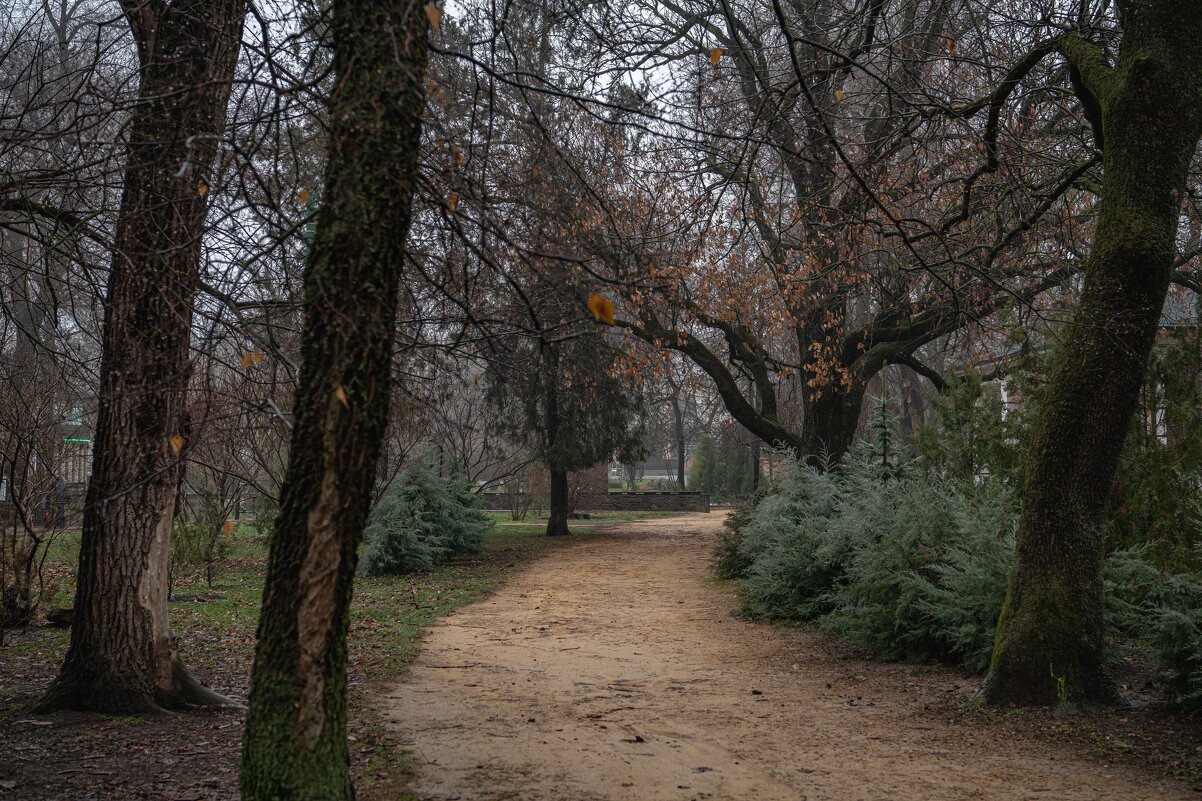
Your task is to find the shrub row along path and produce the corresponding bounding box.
[385,512,1191,801]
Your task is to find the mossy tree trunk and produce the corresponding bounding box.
[37,0,245,714]
[984,1,1202,706]
[238,0,428,797]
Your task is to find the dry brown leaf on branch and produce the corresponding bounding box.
[587,294,616,325]
[425,3,442,29]
[335,385,350,408]
[170,434,186,455]
[709,47,724,67]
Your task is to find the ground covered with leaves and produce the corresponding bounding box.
[0,512,659,801]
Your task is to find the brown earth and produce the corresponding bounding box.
[386,512,1196,801]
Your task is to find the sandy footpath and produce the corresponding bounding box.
[383,513,1189,801]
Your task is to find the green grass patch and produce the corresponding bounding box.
[6,510,674,800]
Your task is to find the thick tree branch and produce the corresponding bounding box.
[889,353,947,393]
[615,315,802,454]
[1058,32,1117,105]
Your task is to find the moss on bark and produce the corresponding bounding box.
[238,0,429,797]
[983,0,1202,706]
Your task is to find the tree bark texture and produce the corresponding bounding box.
[238,0,428,796]
[672,397,686,489]
[37,0,246,713]
[984,1,1202,706]
[547,467,570,537]
[541,341,571,537]
[799,378,866,468]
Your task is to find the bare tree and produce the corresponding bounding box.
[38,0,247,713]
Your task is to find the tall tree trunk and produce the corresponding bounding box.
[547,467,570,537]
[750,441,761,490]
[238,0,428,796]
[672,397,686,489]
[543,344,571,536]
[984,2,1202,706]
[800,380,867,468]
[37,0,245,713]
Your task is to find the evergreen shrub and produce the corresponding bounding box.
[722,450,1202,699]
[821,477,1015,672]
[736,466,853,620]
[712,494,758,580]
[1154,603,1202,713]
[1106,545,1202,713]
[360,464,492,575]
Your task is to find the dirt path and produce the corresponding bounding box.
[384,513,1190,801]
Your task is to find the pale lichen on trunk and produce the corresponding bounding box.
[142,497,177,697]
[296,462,343,747]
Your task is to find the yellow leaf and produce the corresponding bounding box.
[447,193,459,212]
[834,87,844,101]
[170,433,186,455]
[241,351,254,370]
[425,3,442,29]
[334,385,349,408]
[297,187,310,205]
[222,520,235,538]
[709,47,724,67]
[197,179,208,197]
[587,293,616,325]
